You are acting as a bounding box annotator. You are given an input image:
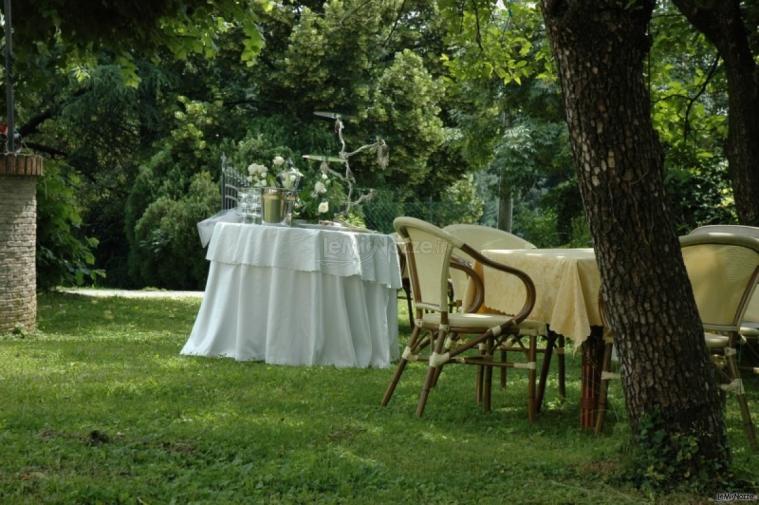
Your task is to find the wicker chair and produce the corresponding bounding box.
[595,232,759,449]
[442,224,536,308]
[442,224,565,406]
[381,217,547,420]
[393,233,480,329]
[689,225,759,341]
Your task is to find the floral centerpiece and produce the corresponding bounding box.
[224,111,388,226]
[246,155,303,191]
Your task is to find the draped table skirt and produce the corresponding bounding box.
[182,222,402,368]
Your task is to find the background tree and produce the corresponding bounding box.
[8,0,747,309]
[2,0,270,288]
[649,2,735,232]
[671,0,759,225]
[8,0,475,288]
[541,0,729,480]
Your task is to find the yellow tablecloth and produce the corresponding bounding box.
[471,248,602,345]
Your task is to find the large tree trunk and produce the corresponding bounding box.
[672,0,759,226]
[541,0,728,464]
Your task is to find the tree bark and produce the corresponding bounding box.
[497,179,513,232]
[672,0,759,226]
[541,0,728,464]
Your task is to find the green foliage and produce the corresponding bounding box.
[665,166,736,234]
[512,206,559,248]
[488,113,580,245]
[622,411,735,493]
[36,162,104,290]
[440,1,553,86]
[14,0,746,291]
[131,172,218,289]
[364,175,483,233]
[225,133,297,172]
[11,1,270,85]
[439,174,485,224]
[649,2,736,229]
[367,50,445,185]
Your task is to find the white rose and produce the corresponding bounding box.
[246,175,253,183]
[249,163,267,175]
[272,156,285,167]
[314,181,327,194]
[321,173,328,180]
[318,201,329,214]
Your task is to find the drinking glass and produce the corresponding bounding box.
[239,188,262,224]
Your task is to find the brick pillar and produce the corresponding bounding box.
[0,154,43,333]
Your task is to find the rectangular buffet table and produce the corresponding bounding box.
[181,222,402,368]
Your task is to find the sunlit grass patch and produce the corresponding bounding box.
[0,292,755,504]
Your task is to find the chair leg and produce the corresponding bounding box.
[483,363,493,413]
[527,334,537,422]
[416,329,447,417]
[432,333,457,388]
[594,342,614,434]
[476,340,487,404]
[381,326,421,407]
[725,351,758,451]
[500,350,507,389]
[475,365,483,404]
[416,366,437,417]
[432,365,443,388]
[480,337,494,412]
[403,280,414,328]
[536,333,556,413]
[558,334,566,401]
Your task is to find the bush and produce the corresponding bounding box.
[36,162,104,289]
[131,171,218,289]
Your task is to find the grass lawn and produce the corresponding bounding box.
[1,292,757,504]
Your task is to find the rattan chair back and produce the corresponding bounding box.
[394,217,464,313]
[443,224,535,308]
[689,225,759,239]
[689,226,759,325]
[680,233,759,331]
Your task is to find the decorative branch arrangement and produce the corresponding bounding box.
[303,111,388,217]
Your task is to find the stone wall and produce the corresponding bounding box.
[0,175,37,332]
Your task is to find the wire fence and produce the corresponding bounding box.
[360,198,487,234]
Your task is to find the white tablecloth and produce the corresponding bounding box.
[181,222,402,367]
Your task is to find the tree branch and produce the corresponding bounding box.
[19,87,88,137]
[683,53,720,143]
[23,141,68,158]
[19,108,58,137]
[471,0,485,52]
[383,0,407,48]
